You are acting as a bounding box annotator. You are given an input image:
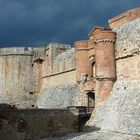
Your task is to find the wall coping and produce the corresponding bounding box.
[109,7,140,29]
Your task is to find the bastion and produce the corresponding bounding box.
[0,7,140,140]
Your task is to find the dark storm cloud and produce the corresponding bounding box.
[0,0,140,47]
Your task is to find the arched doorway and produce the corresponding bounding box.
[87,92,95,112]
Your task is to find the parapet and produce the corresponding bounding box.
[89,26,116,41]
[88,26,103,39]
[47,42,71,49]
[74,40,88,50]
[109,7,140,29]
[41,43,74,77]
[0,47,33,56]
[33,47,46,63]
[52,48,76,74]
[47,43,71,56]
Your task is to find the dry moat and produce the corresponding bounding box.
[0,106,92,140]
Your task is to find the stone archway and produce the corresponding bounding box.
[86,92,95,112]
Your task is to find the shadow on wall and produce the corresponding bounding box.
[0,105,89,140]
[87,92,95,109]
[0,103,17,109]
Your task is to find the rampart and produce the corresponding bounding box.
[0,7,140,139]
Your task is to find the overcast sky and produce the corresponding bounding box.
[0,0,140,47]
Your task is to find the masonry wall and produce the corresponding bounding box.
[0,43,88,109]
[0,45,83,140]
[0,109,78,140]
[0,48,38,109]
[95,14,140,135]
[52,48,75,74]
[0,8,140,137]
[41,43,71,77]
[37,45,89,108]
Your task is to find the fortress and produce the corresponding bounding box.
[0,8,140,140]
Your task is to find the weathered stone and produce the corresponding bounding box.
[0,7,140,140]
[114,18,140,59]
[109,7,140,29]
[63,131,140,140]
[37,83,79,108]
[95,80,140,135]
[0,47,37,109]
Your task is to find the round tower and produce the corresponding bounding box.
[92,27,116,105]
[94,28,116,80]
[0,47,37,109]
[75,40,93,83]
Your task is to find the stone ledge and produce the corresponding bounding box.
[109,7,140,29]
[0,47,33,55]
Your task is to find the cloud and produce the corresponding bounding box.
[0,0,140,47]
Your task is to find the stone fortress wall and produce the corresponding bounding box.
[0,7,140,137]
[94,8,140,135]
[0,47,37,108]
